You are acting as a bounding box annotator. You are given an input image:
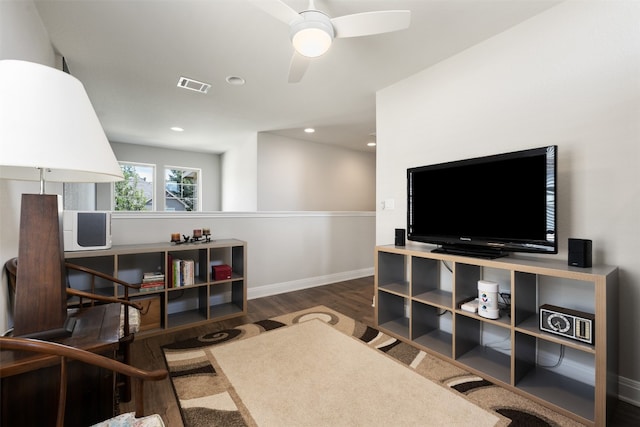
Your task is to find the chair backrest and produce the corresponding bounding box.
[4,257,17,294]
[5,257,142,337]
[0,336,168,427]
[3,259,17,336]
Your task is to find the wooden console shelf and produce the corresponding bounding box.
[375,243,618,426]
[65,239,247,337]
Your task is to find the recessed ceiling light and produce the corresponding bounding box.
[226,76,245,86]
[171,127,184,132]
[304,128,315,133]
[367,142,377,147]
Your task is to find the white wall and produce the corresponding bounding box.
[0,0,59,334]
[221,134,258,211]
[257,133,376,211]
[0,0,55,65]
[377,0,640,401]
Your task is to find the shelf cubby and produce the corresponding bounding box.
[411,300,452,357]
[209,280,245,318]
[168,248,208,286]
[376,251,409,296]
[513,271,537,326]
[117,252,164,284]
[66,255,116,297]
[454,314,511,384]
[453,262,481,303]
[377,290,409,339]
[515,331,596,422]
[166,286,207,329]
[412,257,453,309]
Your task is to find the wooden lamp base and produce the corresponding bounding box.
[12,194,69,337]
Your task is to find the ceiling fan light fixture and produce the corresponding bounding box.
[290,11,334,58]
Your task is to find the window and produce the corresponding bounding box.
[165,167,200,211]
[114,162,155,211]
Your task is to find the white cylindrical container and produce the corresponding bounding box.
[478,280,500,319]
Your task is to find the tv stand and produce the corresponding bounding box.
[432,245,506,259]
[375,244,618,426]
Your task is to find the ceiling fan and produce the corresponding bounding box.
[251,0,411,83]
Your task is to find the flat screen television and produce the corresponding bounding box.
[407,145,557,258]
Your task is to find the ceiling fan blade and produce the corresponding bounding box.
[331,10,411,38]
[288,51,311,83]
[249,0,303,25]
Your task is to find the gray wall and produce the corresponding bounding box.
[110,211,375,298]
[376,1,639,403]
[258,133,376,211]
[110,141,222,211]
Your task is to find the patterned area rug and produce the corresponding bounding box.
[162,306,585,427]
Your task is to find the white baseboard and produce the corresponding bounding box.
[247,268,374,300]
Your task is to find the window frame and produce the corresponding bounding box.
[164,165,202,212]
[113,161,156,212]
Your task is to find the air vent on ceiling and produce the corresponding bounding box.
[177,76,211,94]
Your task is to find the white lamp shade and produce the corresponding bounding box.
[0,59,123,183]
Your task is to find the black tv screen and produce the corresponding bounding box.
[407,145,557,258]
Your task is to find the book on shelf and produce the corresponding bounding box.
[143,272,165,281]
[139,271,165,291]
[168,254,174,288]
[172,259,181,287]
[171,258,195,287]
[142,279,165,285]
[139,283,165,292]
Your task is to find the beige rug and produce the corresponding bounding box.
[163,306,586,427]
[211,318,498,426]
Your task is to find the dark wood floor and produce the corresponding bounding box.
[121,276,639,427]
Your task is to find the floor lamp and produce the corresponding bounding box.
[0,59,123,337]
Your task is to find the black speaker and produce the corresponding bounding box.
[568,238,592,268]
[395,228,406,246]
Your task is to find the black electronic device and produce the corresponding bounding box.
[407,145,557,258]
[568,238,592,268]
[395,228,405,246]
[539,304,594,345]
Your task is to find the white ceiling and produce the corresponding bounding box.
[33,0,560,154]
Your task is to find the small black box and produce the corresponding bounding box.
[395,228,405,246]
[568,238,592,268]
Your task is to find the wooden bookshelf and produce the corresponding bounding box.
[375,243,618,426]
[65,239,247,337]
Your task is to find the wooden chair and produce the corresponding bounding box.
[4,257,143,402]
[0,336,167,427]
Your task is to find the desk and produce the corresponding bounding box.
[1,304,121,426]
